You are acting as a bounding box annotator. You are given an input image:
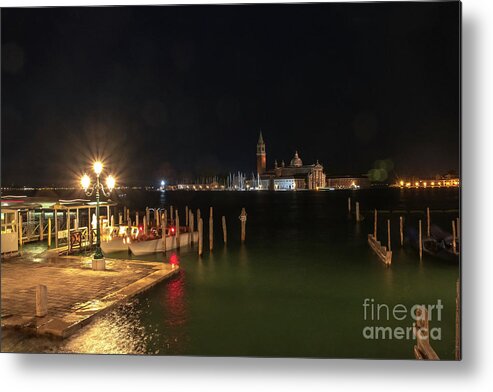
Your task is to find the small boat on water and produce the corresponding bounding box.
[129,231,199,256]
[407,225,459,262]
[128,237,164,256]
[421,237,459,262]
[99,223,199,256]
[100,225,139,254]
[101,236,131,254]
[431,225,460,254]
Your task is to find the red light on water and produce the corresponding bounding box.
[171,227,175,234]
[170,253,179,265]
[139,226,143,231]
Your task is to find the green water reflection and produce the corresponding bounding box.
[2,189,460,358]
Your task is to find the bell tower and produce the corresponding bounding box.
[256,131,266,175]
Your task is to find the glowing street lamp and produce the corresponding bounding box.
[93,161,103,175]
[80,161,116,264]
[81,174,91,191]
[106,175,116,191]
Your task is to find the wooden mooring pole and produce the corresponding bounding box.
[143,216,147,235]
[355,202,360,222]
[190,211,194,245]
[222,216,227,244]
[47,218,52,248]
[452,220,457,254]
[240,208,247,243]
[419,220,423,261]
[426,207,431,238]
[198,218,203,256]
[185,206,189,226]
[348,197,351,213]
[209,207,214,251]
[413,306,439,360]
[456,217,460,240]
[399,216,404,246]
[36,284,48,317]
[373,209,377,240]
[387,219,391,252]
[175,210,180,249]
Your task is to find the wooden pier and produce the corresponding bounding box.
[354,200,460,265]
[367,234,392,265]
[367,209,392,265]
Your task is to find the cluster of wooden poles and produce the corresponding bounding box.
[349,197,461,360]
[349,197,460,262]
[30,204,248,257]
[122,205,248,256]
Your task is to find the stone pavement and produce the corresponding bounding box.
[1,255,179,338]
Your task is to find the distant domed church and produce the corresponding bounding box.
[255,132,326,190]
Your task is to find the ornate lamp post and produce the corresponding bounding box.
[81,161,116,270]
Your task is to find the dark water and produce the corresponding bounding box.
[2,188,460,358]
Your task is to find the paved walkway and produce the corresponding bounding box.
[1,254,178,338]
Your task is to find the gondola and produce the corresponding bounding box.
[407,225,459,263]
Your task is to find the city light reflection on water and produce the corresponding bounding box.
[61,300,150,354]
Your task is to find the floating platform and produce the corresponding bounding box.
[367,234,392,265]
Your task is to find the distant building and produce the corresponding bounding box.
[256,132,326,190]
[325,175,371,189]
[256,131,266,175]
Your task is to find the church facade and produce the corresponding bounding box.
[255,132,326,190]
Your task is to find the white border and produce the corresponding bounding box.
[2,0,493,390]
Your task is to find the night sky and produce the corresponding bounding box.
[1,2,460,187]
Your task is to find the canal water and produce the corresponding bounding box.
[2,188,460,358]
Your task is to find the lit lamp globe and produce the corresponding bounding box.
[106,175,116,191]
[81,174,91,191]
[93,161,103,176]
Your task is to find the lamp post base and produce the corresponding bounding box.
[92,258,106,271]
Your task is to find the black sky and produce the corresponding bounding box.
[1,2,460,186]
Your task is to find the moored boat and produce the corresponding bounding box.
[129,238,163,256]
[101,236,131,254]
[407,226,459,263]
[129,231,199,256]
